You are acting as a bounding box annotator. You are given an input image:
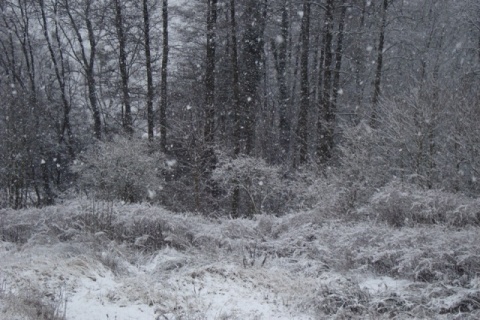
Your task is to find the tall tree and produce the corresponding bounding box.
[271,0,290,164]
[204,0,217,146]
[39,0,75,158]
[370,0,388,127]
[113,0,132,135]
[318,0,335,162]
[297,0,311,164]
[230,0,241,217]
[62,0,102,140]
[143,0,154,141]
[160,0,169,151]
[241,0,266,155]
[230,0,241,156]
[331,0,347,111]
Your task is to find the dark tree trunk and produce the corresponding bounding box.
[160,0,169,151]
[272,1,290,164]
[204,0,217,146]
[331,0,347,110]
[230,0,241,217]
[114,0,132,135]
[318,0,335,162]
[230,0,241,156]
[65,0,101,140]
[40,0,75,195]
[143,0,154,141]
[242,0,266,156]
[297,0,311,165]
[371,0,388,127]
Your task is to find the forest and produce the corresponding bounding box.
[0,0,479,213]
[1,0,480,319]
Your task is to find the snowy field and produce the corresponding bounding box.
[1,200,480,319]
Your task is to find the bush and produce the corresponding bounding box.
[74,137,165,203]
[339,121,390,208]
[369,181,480,227]
[212,155,282,215]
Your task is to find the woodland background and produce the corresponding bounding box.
[1,0,480,217]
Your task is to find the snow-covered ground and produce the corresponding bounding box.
[1,200,480,319]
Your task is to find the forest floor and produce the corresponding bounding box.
[1,200,480,319]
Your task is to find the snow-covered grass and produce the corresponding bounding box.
[1,198,480,319]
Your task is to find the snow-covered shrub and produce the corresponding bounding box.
[74,137,165,203]
[212,155,310,216]
[303,274,370,317]
[211,153,339,216]
[339,121,390,209]
[0,285,66,320]
[75,203,167,252]
[212,155,283,215]
[370,181,480,227]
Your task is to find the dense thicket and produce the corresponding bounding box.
[1,0,479,216]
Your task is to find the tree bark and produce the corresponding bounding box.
[40,0,75,158]
[272,0,290,164]
[114,0,132,136]
[64,0,101,140]
[242,0,266,155]
[297,0,311,164]
[143,0,154,141]
[331,0,347,110]
[160,0,169,151]
[370,0,388,127]
[204,0,217,146]
[318,0,334,162]
[230,0,241,218]
[230,0,241,157]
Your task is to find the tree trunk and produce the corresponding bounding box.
[318,0,334,162]
[230,0,241,217]
[331,0,347,110]
[230,0,241,157]
[272,0,290,164]
[242,0,266,156]
[204,0,217,146]
[143,0,154,141]
[114,0,132,136]
[370,0,388,127]
[297,0,311,164]
[65,0,101,140]
[160,0,169,151]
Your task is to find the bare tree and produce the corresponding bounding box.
[61,0,102,140]
[39,0,75,157]
[160,0,169,151]
[317,0,334,162]
[370,0,388,127]
[271,0,291,164]
[297,0,311,164]
[113,0,132,135]
[143,0,154,141]
[204,0,217,146]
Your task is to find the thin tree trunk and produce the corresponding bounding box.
[230,0,240,156]
[114,0,132,135]
[160,0,169,151]
[331,0,347,109]
[370,0,388,127]
[64,0,101,140]
[204,0,217,146]
[354,0,367,113]
[230,0,241,217]
[275,1,290,163]
[143,0,154,141]
[297,0,311,164]
[318,0,334,162]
